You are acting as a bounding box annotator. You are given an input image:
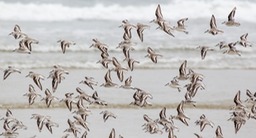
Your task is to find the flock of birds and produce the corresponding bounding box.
[0,3,255,138]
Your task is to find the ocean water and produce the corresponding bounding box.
[0,0,255,69]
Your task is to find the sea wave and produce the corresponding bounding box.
[0,42,254,53]
[1,0,256,22]
[0,55,256,70]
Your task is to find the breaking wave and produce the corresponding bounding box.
[1,0,256,22]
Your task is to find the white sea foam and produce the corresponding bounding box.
[0,55,255,70]
[1,0,256,22]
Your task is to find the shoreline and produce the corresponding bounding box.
[0,100,240,110]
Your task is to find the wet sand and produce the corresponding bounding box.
[0,69,255,105]
[0,108,255,138]
[0,69,256,137]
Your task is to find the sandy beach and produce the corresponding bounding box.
[0,69,256,137]
[0,108,255,138]
[0,69,255,105]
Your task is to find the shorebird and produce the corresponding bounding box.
[75,87,93,104]
[142,114,162,134]
[9,24,27,39]
[96,52,112,69]
[121,31,132,42]
[80,130,88,138]
[215,125,224,138]
[0,109,18,126]
[177,60,189,80]
[205,15,223,35]
[159,107,167,120]
[118,43,135,61]
[150,4,175,37]
[173,18,189,34]
[223,42,241,56]
[184,92,197,107]
[235,33,252,47]
[0,131,19,138]
[215,41,229,49]
[136,23,150,42]
[127,58,140,71]
[116,38,135,49]
[168,129,177,138]
[41,88,59,108]
[195,114,214,131]
[112,57,125,70]
[109,128,116,138]
[26,71,45,90]
[222,7,240,27]
[165,76,182,92]
[2,66,21,80]
[158,107,179,133]
[186,81,205,98]
[30,114,51,133]
[100,69,118,88]
[111,57,128,82]
[73,115,90,131]
[23,84,42,105]
[245,89,256,103]
[97,58,112,69]
[150,4,165,30]
[0,109,13,121]
[144,122,163,134]
[170,101,190,126]
[119,76,135,89]
[90,38,109,55]
[64,119,81,138]
[11,120,27,131]
[60,93,76,112]
[150,4,164,25]
[228,111,247,134]
[57,39,76,54]
[119,19,136,40]
[75,96,89,110]
[20,37,39,52]
[100,110,117,122]
[13,39,31,54]
[189,69,204,83]
[79,76,98,90]
[139,89,153,107]
[48,65,69,80]
[130,88,153,107]
[0,128,19,138]
[91,91,108,106]
[44,119,59,134]
[116,68,126,82]
[196,46,214,60]
[108,129,124,138]
[249,104,256,120]
[1,112,27,137]
[231,90,246,111]
[161,21,175,37]
[72,99,92,121]
[143,114,155,123]
[145,47,163,63]
[48,65,69,92]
